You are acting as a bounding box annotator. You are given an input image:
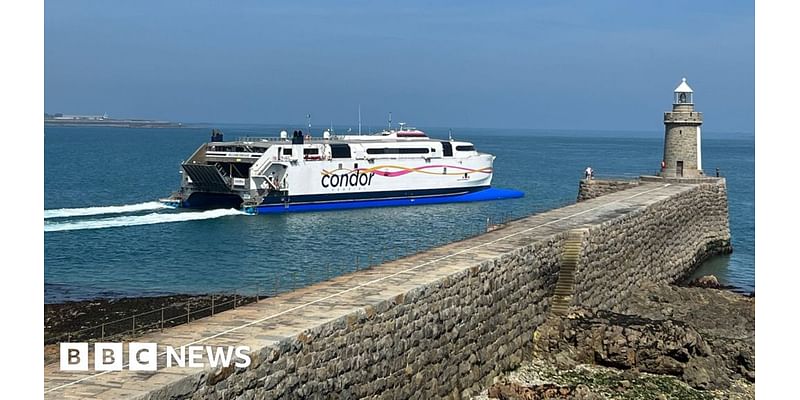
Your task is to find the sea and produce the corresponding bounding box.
[44,125,755,303]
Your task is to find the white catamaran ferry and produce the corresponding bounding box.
[161,124,523,214]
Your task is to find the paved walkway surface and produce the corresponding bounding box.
[44,182,693,399]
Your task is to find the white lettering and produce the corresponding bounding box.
[206,346,234,368]
[234,346,251,368]
[166,345,185,368]
[188,345,204,368]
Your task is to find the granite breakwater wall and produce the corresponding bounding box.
[576,178,641,202]
[573,180,732,312]
[145,180,731,400]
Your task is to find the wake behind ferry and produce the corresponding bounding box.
[161,124,523,214]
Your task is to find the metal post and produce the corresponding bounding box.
[101,323,105,341]
[187,303,191,324]
[234,293,237,309]
[132,315,136,335]
[211,295,215,316]
[161,308,164,332]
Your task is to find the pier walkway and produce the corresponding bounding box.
[44,181,692,399]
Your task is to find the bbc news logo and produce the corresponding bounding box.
[60,342,251,371]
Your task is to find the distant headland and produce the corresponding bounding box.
[44,113,182,128]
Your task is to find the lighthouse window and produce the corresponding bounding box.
[456,145,475,151]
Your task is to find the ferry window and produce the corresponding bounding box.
[366,148,429,155]
[441,142,453,157]
[456,145,475,151]
[283,148,293,155]
[330,144,351,159]
[354,163,358,169]
[303,148,319,155]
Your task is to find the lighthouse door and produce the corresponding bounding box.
[676,161,684,177]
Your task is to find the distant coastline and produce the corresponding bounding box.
[44,113,182,128]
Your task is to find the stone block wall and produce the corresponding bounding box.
[573,181,731,312]
[146,236,568,400]
[144,181,731,400]
[577,178,641,202]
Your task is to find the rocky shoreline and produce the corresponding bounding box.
[45,293,258,344]
[474,277,755,399]
[44,293,259,365]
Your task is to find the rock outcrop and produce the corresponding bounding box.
[534,283,754,391]
[473,282,755,399]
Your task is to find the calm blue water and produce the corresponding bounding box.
[44,126,754,302]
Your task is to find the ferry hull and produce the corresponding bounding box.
[243,187,524,214]
[183,192,244,209]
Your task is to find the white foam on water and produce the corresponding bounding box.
[44,201,169,219]
[44,209,245,232]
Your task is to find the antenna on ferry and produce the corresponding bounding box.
[358,104,362,135]
[388,111,392,130]
[449,128,453,141]
[306,113,312,134]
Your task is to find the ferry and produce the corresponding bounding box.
[161,124,523,214]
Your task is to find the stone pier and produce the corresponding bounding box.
[44,179,731,399]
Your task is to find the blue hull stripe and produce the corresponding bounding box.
[247,187,524,214]
[258,186,490,205]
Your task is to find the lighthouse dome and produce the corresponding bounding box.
[674,77,693,93]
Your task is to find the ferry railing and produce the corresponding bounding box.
[45,206,568,346]
[236,136,291,143]
[236,135,343,143]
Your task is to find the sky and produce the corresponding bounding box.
[44,0,754,134]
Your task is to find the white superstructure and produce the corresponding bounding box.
[164,125,500,213]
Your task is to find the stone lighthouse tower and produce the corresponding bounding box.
[662,78,703,177]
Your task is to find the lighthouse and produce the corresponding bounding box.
[662,78,703,177]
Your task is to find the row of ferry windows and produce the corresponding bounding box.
[366,145,474,154]
[278,145,475,157]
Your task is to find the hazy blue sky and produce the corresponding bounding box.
[45,1,753,133]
